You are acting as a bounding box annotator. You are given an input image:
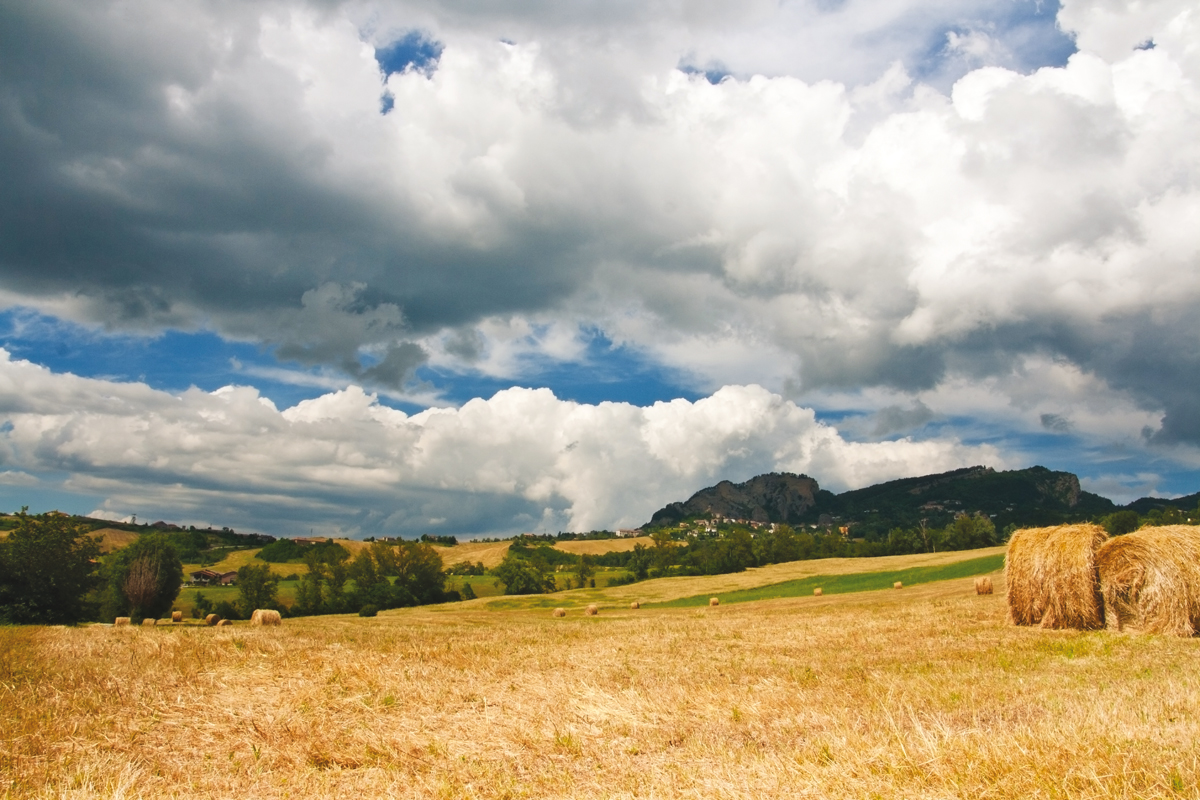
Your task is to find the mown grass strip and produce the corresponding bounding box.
[648,553,1006,608]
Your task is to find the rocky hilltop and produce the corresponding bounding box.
[647,472,825,527]
[644,465,1119,535]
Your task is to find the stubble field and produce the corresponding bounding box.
[3,553,1199,799]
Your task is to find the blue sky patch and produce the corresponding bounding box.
[375,30,444,78]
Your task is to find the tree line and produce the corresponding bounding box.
[0,511,455,625]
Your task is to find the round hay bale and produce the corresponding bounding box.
[113,617,130,627]
[893,582,903,590]
[1096,525,1200,636]
[216,619,232,626]
[629,601,640,610]
[250,609,281,626]
[205,613,221,627]
[975,576,994,595]
[709,597,719,606]
[171,611,183,623]
[141,618,157,626]
[813,587,823,597]
[585,604,598,616]
[553,607,566,618]
[1005,523,1107,630]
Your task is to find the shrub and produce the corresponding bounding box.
[359,604,379,617]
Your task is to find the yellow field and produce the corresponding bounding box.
[553,536,654,555]
[4,545,1199,799]
[432,539,513,568]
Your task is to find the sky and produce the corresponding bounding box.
[0,0,1198,538]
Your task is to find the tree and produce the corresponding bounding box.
[1103,510,1141,536]
[102,533,183,621]
[0,509,102,624]
[237,563,280,617]
[394,541,447,604]
[494,553,556,594]
[574,554,595,588]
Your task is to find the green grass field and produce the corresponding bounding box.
[651,553,1005,607]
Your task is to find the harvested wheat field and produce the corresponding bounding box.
[4,571,1200,799]
[1097,525,1200,636]
[1005,524,1108,630]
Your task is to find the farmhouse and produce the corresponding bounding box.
[189,569,237,586]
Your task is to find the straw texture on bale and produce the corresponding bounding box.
[552,608,566,618]
[893,582,903,590]
[1005,524,1107,630]
[141,618,156,626]
[585,604,598,616]
[113,617,130,627]
[709,597,720,606]
[813,588,823,597]
[170,611,183,622]
[250,609,282,626]
[1096,525,1200,637]
[205,614,220,626]
[216,619,232,626]
[975,576,994,595]
[630,601,640,609]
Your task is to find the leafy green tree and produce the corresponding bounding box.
[0,509,103,624]
[237,562,281,617]
[460,581,477,600]
[1103,510,1141,536]
[393,541,447,604]
[574,554,595,588]
[192,591,214,619]
[494,553,556,594]
[939,513,997,551]
[102,533,183,621]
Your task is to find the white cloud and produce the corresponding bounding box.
[0,350,1000,536]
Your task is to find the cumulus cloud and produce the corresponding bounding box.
[0,350,1000,535]
[0,0,1198,471]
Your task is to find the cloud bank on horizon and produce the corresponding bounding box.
[0,0,1197,535]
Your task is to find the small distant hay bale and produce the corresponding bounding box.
[975,576,994,595]
[893,582,903,590]
[250,609,281,626]
[629,601,640,610]
[1096,525,1200,637]
[709,597,719,606]
[171,611,183,622]
[1005,523,1107,630]
[553,607,566,618]
[141,618,156,626]
[113,617,130,627]
[585,604,598,616]
[205,614,221,627]
[813,588,823,597]
[216,619,232,626]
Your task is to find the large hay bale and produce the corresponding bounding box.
[585,604,598,616]
[709,597,719,606]
[250,609,281,626]
[975,576,994,595]
[813,587,823,597]
[216,619,232,626]
[629,601,640,610]
[893,582,903,590]
[205,614,221,627]
[141,618,156,626]
[1005,523,1107,630]
[553,607,566,618]
[170,611,183,623]
[113,617,130,627]
[1096,525,1200,637]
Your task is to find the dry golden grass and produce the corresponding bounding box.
[4,573,1200,799]
[553,537,654,556]
[85,528,140,553]
[432,540,512,569]
[1006,524,1108,630]
[181,548,300,579]
[1097,525,1200,637]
